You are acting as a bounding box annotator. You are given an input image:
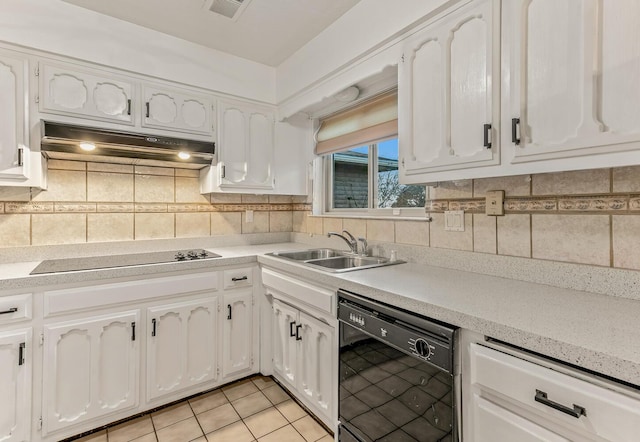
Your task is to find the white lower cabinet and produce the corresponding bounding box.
[146,297,219,402]
[271,298,335,426]
[464,342,640,442]
[0,328,31,442]
[42,311,139,435]
[222,289,254,380]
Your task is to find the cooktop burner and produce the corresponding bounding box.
[29,249,221,275]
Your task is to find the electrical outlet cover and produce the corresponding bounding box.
[444,210,465,231]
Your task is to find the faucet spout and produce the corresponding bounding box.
[327,231,358,254]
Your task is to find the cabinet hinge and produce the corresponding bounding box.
[217,304,221,312]
[217,367,220,377]
[35,95,39,104]
[39,333,44,346]
[37,417,42,431]
[17,147,24,167]
[34,66,39,77]
[401,53,405,63]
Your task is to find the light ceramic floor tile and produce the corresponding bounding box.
[222,378,260,401]
[108,416,155,442]
[189,389,228,415]
[196,402,241,434]
[252,375,276,390]
[130,433,158,442]
[232,391,273,418]
[292,415,329,442]
[262,384,291,405]
[257,424,306,442]
[276,400,308,423]
[316,435,333,442]
[206,420,255,442]
[243,407,288,439]
[151,402,194,430]
[156,416,203,442]
[73,430,107,442]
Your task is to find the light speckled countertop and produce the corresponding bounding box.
[257,254,640,387]
[1,241,638,387]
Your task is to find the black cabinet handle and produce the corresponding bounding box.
[227,304,232,320]
[512,118,521,145]
[127,99,131,116]
[231,276,248,282]
[151,318,157,337]
[483,123,492,149]
[295,324,302,341]
[131,322,136,341]
[18,342,25,366]
[535,390,586,418]
[289,321,296,337]
[145,102,150,118]
[0,307,18,315]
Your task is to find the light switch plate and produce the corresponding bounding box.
[245,209,254,223]
[485,190,505,216]
[444,210,465,231]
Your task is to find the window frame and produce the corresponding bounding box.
[320,136,427,219]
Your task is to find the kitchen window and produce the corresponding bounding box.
[315,90,426,217]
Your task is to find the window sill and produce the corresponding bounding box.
[310,213,432,222]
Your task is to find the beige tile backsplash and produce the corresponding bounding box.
[2,160,640,275]
[0,160,295,246]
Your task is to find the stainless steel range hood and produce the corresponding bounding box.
[40,121,215,169]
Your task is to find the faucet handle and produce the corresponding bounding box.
[342,230,357,242]
[357,237,368,256]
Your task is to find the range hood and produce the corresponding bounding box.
[40,121,215,169]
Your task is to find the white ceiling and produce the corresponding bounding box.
[61,0,361,66]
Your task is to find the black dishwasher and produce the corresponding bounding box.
[338,290,458,442]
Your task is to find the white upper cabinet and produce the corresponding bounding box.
[0,49,37,185]
[399,0,499,183]
[142,84,213,136]
[40,62,135,125]
[216,99,275,191]
[506,0,640,163]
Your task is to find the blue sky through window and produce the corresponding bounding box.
[349,138,398,160]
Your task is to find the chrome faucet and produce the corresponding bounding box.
[327,230,358,254]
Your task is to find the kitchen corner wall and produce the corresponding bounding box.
[294,166,640,272]
[0,160,301,247]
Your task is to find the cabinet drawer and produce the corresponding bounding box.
[223,267,253,289]
[470,344,640,441]
[0,293,32,324]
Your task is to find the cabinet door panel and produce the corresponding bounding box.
[272,299,298,386]
[40,63,134,125]
[601,0,640,135]
[220,105,247,185]
[0,52,29,181]
[0,329,30,442]
[186,305,217,384]
[147,297,218,401]
[43,311,139,435]
[449,14,491,158]
[523,1,585,146]
[142,85,212,135]
[247,112,273,185]
[399,0,497,181]
[223,290,253,378]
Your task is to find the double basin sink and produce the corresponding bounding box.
[266,248,404,273]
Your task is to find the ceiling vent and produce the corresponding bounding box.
[206,0,250,20]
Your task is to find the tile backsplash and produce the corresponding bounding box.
[2,160,639,273]
[0,160,298,247]
[294,166,640,272]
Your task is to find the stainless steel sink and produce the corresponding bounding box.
[266,249,404,272]
[269,248,344,261]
